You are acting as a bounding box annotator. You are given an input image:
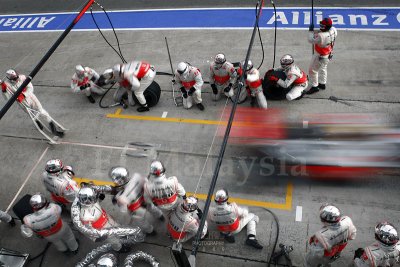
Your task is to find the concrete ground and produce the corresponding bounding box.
[0,1,400,267]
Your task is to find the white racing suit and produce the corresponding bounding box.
[0,210,12,223]
[114,173,163,234]
[209,61,237,100]
[305,216,357,267]
[143,174,186,215]
[209,202,259,237]
[1,75,52,124]
[275,64,308,100]
[42,169,79,206]
[354,242,400,267]
[112,61,156,106]
[70,67,105,96]
[175,66,203,109]
[245,68,268,109]
[308,27,338,88]
[167,205,207,243]
[22,203,78,252]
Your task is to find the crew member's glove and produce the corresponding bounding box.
[188,87,196,96]
[180,87,188,98]
[98,193,106,201]
[250,96,256,107]
[112,196,118,205]
[269,75,279,82]
[80,84,90,90]
[90,76,97,82]
[354,248,365,259]
[211,84,218,94]
[224,83,232,93]
[309,24,314,31]
[182,194,187,200]
[8,218,16,227]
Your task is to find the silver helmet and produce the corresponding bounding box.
[214,53,226,65]
[112,64,123,78]
[45,159,64,174]
[78,187,98,206]
[177,62,188,75]
[75,65,85,79]
[30,193,48,211]
[241,60,253,71]
[102,68,114,80]
[319,203,341,224]
[182,196,198,212]
[149,161,165,178]
[109,166,129,186]
[375,222,399,246]
[280,54,294,70]
[96,253,118,267]
[215,189,229,204]
[6,69,19,81]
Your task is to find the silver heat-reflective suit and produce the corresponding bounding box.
[115,173,163,234]
[354,242,400,267]
[209,202,259,236]
[209,61,237,100]
[42,169,79,206]
[167,204,207,243]
[305,216,357,267]
[22,203,78,252]
[245,68,268,109]
[275,64,308,101]
[143,174,186,214]
[175,65,203,108]
[112,60,156,106]
[308,27,338,88]
[1,74,51,123]
[70,67,105,96]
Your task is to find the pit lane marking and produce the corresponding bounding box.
[161,111,168,118]
[73,177,293,211]
[295,206,303,222]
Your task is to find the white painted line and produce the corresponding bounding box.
[303,120,308,129]
[295,206,303,222]
[59,141,138,151]
[162,111,168,118]
[6,147,49,212]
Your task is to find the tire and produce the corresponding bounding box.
[262,70,289,100]
[132,81,161,107]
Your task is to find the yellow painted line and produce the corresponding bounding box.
[74,177,293,211]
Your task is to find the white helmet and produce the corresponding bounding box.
[182,196,198,212]
[177,62,188,75]
[280,54,294,70]
[30,193,48,211]
[6,69,19,81]
[109,166,129,186]
[45,159,64,174]
[319,203,341,224]
[214,53,226,65]
[375,222,399,246]
[96,253,117,267]
[78,187,98,206]
[149,161,165,178]
[215,189,229,204]
[102,68,114,80]
[75,65,85,78]
[241,60,253,71]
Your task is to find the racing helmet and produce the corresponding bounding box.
[6,69,19,81]
[214,53,226,65]
[214,189,229,204]
[109,166,129,186]
[78,187,98,206]
[375,221,399,246]
[75,65,85,79]
[182,196,198,212]
[177,62,188,75]
[280,54,294,70]
[102,69,114,80]
[319,203,341,224]
[30,193,49,211]
[241,60,253,72]
[149,161,165,178]
[45,159,64,174]
[320,18,333,32]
